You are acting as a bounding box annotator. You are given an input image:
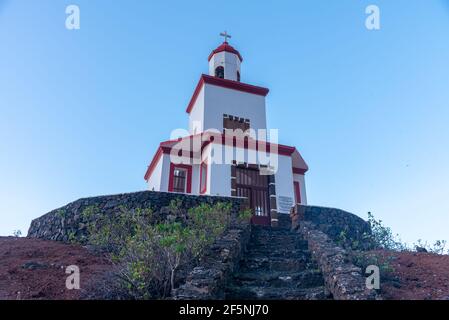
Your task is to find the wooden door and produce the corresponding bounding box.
[236,166,270,226]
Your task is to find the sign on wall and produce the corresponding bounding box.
[278,196,294,214]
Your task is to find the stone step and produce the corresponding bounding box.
[249,241,309,251]
[225,285,328,300]
[246,248,310,259]
[232,269,324,289]
[224,221,328,301]
[239,256,312,273]
[251,228,295,235]
[250,233,305,240]
[250,230,304,237]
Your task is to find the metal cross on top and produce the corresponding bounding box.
[220,31,232,43]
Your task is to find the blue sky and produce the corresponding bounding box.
[0,0,448,244]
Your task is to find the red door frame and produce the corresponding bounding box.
[199,162,208,194]
[294,181,301,204]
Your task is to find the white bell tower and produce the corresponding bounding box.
[208,32,243,82]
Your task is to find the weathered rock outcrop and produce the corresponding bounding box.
[28,191,248,243]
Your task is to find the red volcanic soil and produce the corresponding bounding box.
[2,237,449,300]
[373,250,449,300]
[0,237,111,300]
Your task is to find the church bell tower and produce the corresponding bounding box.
[208,32,243,82]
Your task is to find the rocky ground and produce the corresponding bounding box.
[1,237,449,300]
[372,250,449,300]
[0,237,111,300]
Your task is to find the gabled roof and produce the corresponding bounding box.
[208,42,243,62]
[186,74,270,114]
[144,133,305,181]
[291,149,309,175]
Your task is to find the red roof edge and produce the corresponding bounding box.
[185,75,206,114]
[186,74,270,114]
[293,167,308,175]
[144,147,163,181]
[144,134,300,181]
[208,42,243,62]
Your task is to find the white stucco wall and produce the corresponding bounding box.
[159,155,172,192]
[188,86,205,135]
[202,83,267,134]
[274,155,295,214]
[147,154,164,192]
[209,163,231,197]
[147,154,172,192]
[191,164,200,195]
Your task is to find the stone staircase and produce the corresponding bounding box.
[225,216,330,300]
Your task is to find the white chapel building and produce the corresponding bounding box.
[144,36,309,226]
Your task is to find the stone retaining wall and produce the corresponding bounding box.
[294,205,373,250]
[27,191,248,243]
[173,222,251,300]
[291,208,379,300]
[295,221,378,300]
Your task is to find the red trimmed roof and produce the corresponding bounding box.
[292,168,308,175]
[144,147,163,181]
[186,74,270,114]
[208,42,243,62]
[144,133,301,181]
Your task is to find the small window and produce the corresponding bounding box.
[215,66,224,79]
[173,168,187,193]
[199,162,207,194]
[237,71,241,82]
[169,164,192,194]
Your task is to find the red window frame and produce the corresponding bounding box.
[199,162,208,194]
[294,181,302,204]
[168,163,192,194]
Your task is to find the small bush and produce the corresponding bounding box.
[84,201,233,299]
[237,208,253,223]
[351,251,395,275]
[12,230,22,238]
[367,212,407,251]
[413,239,447,255]
[366,213,448,255]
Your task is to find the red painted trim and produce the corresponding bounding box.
[199,162,208,194]
[215,135,296,156]
[293,167,308,175]
[144,147,163,181]
[186,75,270,114]
[204,75,269,96]
[168,163,192,194]
[145,134,301,181]
[294,181,302,204]
[186,76,205,114]
[208,42,243,62]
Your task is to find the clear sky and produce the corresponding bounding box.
[1,0,448,244]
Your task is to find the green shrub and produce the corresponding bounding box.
[84,201,233,299]
[367,212,407,251]
[237,208,253,223]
